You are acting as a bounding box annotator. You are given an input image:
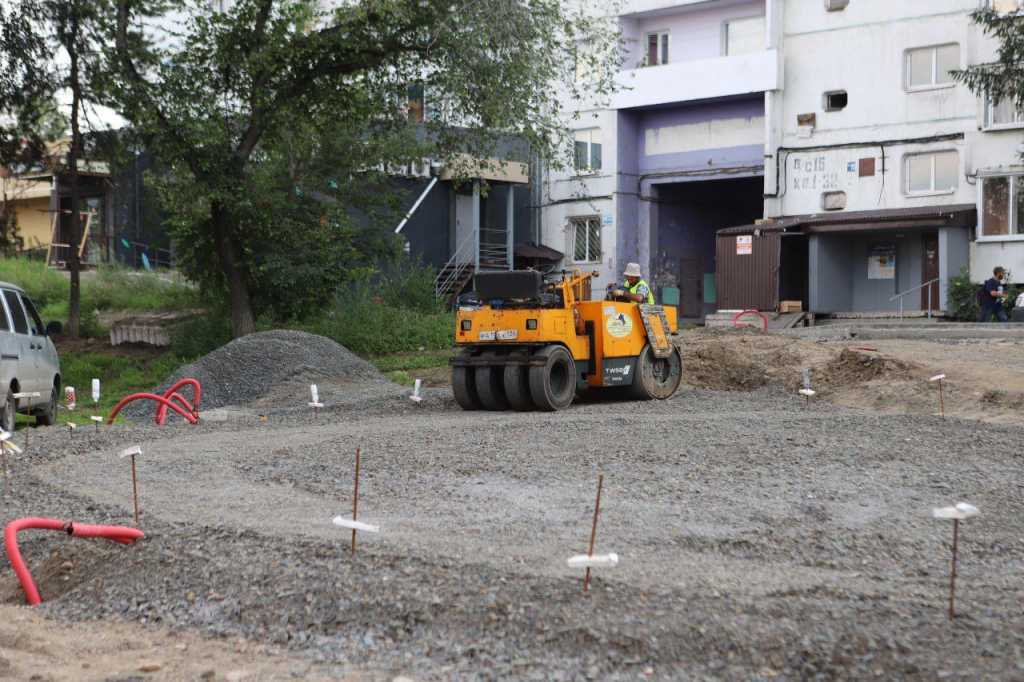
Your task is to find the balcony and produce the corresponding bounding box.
[611,49,780,110]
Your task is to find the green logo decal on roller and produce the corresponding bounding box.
[605,312,633,338]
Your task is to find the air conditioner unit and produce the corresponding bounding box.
[825,0,849,10]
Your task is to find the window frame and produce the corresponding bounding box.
[572,128,603,175]
[977,171,1024,242]
[984,96,1024,131]
[722,15,766,57]
[903,150,959,197]
[569,215,602,264]
[904,43,959,92]
[986,0,1024,14]
[823,90,848,112]
[19,294,43,336]
[643,30,670,67]
[2,290,28,335]
[0,292,11,333]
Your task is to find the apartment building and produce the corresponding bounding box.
[543,0,1024,317]
[541,0,780,318]
[750,0,1024,315]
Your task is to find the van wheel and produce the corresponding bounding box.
[36,385,57,426]
[0,393,14,432]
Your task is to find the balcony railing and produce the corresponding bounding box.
[612,49,780,110]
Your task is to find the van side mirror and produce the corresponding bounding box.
[45,321,62,336]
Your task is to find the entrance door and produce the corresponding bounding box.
[921,232,939,311]
[678,253,702,317]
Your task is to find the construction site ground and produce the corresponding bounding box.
[0,329,1022,680]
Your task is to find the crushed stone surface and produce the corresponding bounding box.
[1,375,1022,679]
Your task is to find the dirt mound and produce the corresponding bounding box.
[817,349,915,390]
[682,341,771,391]
[0,542,112,605]
[128,330,390,415]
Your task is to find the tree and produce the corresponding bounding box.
[954,7,1024,132]
[108,0,620,338]
[0,0,120,337]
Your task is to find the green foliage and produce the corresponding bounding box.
[0,258,200,336]
[947,267,980,321]
[954,9,1024,117]
[169,312,233,359]
[371,350,453,373]
[107,0,622,336]
[58,349,185,425]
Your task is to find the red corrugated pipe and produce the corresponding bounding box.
[3,517,145,605]
[105,378,201,426]
[732,309,768,333]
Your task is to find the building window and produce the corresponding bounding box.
[989,0,1023,13]
[570,216,602,263]
[979,175,1024,238]
[824,90,848,111]
[407,83,425,123]
[904,150,958,195]
[645,31,669,66]
[724,16,765,56]
[985,97,1024,129]
[825,0,849,10]
[573,129,602,173]
[905,44,959,90]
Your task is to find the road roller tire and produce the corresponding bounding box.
[627,344,683,400]
[503,364,534,411]
[452,364,482,410]
[529,345,576,411]
[475,364,510,410]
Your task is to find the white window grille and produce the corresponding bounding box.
[570,216,602,263]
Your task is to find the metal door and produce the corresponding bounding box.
[921,232,939,311]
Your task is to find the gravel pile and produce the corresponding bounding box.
[125,330,394,418]
[1,383,1022,679]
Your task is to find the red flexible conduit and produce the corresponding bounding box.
[732,309,768,333]
[3,518,145,605]
[105,378,202,426]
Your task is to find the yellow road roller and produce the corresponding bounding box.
[451,270,683,411]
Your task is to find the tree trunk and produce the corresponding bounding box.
[65,3,82,339]
[211,201,256,337]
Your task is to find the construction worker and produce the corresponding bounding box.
[608,262,654,304]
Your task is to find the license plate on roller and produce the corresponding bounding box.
[479,331,496,341]
[496,329,518,340]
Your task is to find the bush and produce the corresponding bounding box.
[169,311,233,359]
[947,268,979,321]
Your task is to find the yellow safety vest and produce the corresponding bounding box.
[624,278,654,305]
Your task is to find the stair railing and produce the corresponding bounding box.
[889,277,940,320]
[435,228,478,299]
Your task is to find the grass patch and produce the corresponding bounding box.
[0,258,200,337]
[54,349,185,426]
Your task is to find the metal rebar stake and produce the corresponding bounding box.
[949,518,959,619]
[583,473,604,593]
[130,454,140,526]
[351,448,361,555]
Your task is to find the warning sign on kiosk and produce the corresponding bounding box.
[736,236,752,255]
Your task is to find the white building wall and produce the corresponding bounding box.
[770,0,1024,284]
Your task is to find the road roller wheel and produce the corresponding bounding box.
[628,344,683,400]
[452,359,482,410]
[529,345,576,411]
[503,363,533,411]
[475,364,510,410]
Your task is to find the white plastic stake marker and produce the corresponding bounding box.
[567,553,619,568]
[308,384,323,418]
[91,378,100,404]
[932,501,979,619]
[410,379,423,403]
[119,445,143,526]
[90,415,103,432]
[332,517,380,534]
[929,374,947,418]
[66,421,76,438]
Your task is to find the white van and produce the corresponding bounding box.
[0,281,61,430]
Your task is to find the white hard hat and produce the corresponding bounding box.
[623,262,642,278]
